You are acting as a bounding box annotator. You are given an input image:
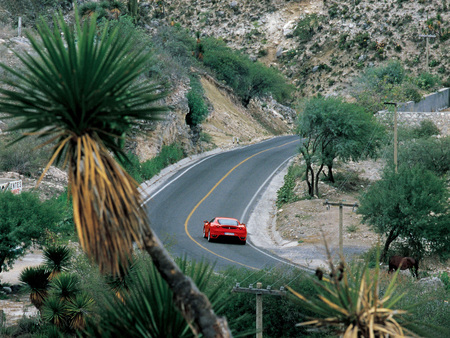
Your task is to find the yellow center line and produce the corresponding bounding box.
[184,139,298,270]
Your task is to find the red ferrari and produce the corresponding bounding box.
[203,217,247,244]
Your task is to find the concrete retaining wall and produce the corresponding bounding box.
[377,88,450,136]
[396,88,449,112]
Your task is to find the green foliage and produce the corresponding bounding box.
[296,96,385,197]
[439,271,450,291]
[217,265,322,337]
[354,32,370,49]
[293,14,320,43]
[186,76,209,126]
[276,163,302,207]
[358,165,449,260]
[202,38,293,105]
[43,245,72,278]
[141,143,186,181]
[385,135,450,177]
[352,61,426,113]
[411,120,441,138]
[416,72,441,90]
[0,192,64,273]
[83,257,229,337]
[0,133,51,176]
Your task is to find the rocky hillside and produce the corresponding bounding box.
[158,0,449,97]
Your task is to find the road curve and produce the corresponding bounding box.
[143,135,300,271]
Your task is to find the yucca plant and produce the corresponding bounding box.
[19,266,51,311]
[65,292,95,331]
[84,257,228,337]
[287,244,417,337]
[49,272,80,302]
[41,295,68,329]
[0,8,229,337]
[43,245,72,279]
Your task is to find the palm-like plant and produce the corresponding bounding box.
[288,245,417,337]
[65,292,95,331]
[41,295,68,329]
[0,9,229,337]
[43,245,72,279]
[48,272,80,302]
[19,266,51,311]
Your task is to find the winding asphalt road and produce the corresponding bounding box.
[143,135,300,271]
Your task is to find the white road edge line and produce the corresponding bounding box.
[142,154,217,205]
[240,157,302,269]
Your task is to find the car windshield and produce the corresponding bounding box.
[217,219,239,226]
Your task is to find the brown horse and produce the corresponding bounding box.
[388,256,419,278]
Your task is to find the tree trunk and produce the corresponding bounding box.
[141,226,231,338]
[308,164,315,197]
[327,164,335,183]
[381,229,398,263]
[314,163,324,197]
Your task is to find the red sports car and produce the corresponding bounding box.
[203,217,247,244]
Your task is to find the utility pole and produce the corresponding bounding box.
[419,34,436,72]
[323,200,358,257]
[384,102,398,173]
[232,283,286,337]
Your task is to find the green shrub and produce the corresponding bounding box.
[202,38,292,105]
[186,76,209,126]
[412,120,441,138]
[141,143,185,180]
[416,72,441,89]
[276,164,302,207]
[354,32,370,49]
[293,14,319,43]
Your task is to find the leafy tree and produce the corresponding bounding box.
[0,192,63,273]
[296,97,385,197]
[358,165,449,261]
[202,37,293,105]
[0,10,228,336]
[385,135,450,178]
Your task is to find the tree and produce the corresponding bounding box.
[0,192,63,273]
[296,96,384,197]
[0,10,229,337]
[358,165,449,261]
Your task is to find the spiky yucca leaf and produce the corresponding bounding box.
[288,244,418,337]
[41,295,68,328]
[66,292,95,331]
[19,266,51,310]
[0,9,168,275]
[43,245,72,279]
[48,272,80,302]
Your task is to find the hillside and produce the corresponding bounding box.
[163,0,449,98]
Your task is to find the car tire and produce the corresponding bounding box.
[203,227,207,238]
[207,231,212,242]
[241,240,246,245]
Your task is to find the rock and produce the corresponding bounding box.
[417,277,445,290]
[2,287,12,294]
[358,54,366,61]
[312,65,319,72]
[229,1,238,9]
[276,46,283,58]
[216,10,225,17]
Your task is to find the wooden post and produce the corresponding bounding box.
[18,17,22,37]
[232,283,286,337]
[384,102,398,173]
[339,202,343,257]
[256,282,263,338]
[323,200,358,257]
[419,34,436,72]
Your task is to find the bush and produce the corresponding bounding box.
[202,38,292,105]
[293,14,319,43]
[411,120,441,138]
[141,143,185,180]
[0,133,51,176]
[276,163,302,207]
[186,76,209,126]
[354,32,370,49]
[416,72,441,89]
